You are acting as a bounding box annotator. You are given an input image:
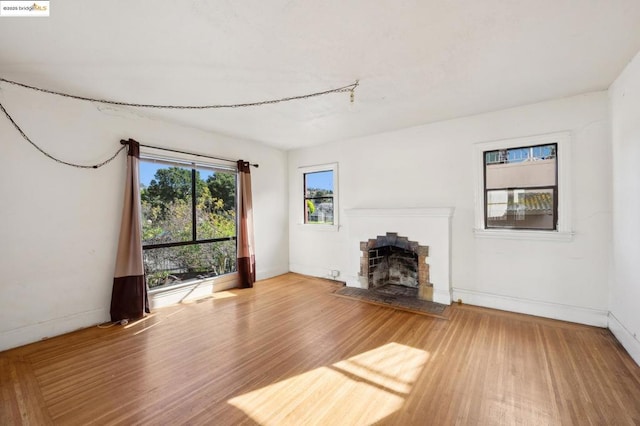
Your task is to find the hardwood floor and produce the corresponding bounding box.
[2,273,640,425]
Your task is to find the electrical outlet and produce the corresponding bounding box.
[330,270,340,278]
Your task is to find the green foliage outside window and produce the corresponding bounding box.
[140,165,237,288]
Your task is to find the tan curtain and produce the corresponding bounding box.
[237,160,256,288]
[110,139,149,321]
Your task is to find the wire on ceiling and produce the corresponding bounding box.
[0,77,359,169]
[0,77,359,109]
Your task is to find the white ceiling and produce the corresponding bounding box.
[1,1,640,150]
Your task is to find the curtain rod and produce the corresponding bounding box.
[121,139,258,167]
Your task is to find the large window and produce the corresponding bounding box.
[301,163,338,226]
[484,144,557,230]
[140,157,237,289]
[474,132,572,240]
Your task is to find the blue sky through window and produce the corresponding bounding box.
[140,162,215,186]
[305,170,333,192]
[140,163,163,186]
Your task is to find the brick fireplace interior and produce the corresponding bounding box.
[360,232,432,301]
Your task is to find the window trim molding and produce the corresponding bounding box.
[297,162,339,231]
[473,131,573,241]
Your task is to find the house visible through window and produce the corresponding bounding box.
[484,144,557,230]
[304,168,335,225]
[139,157,237,289]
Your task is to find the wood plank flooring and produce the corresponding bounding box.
[1,273,640,425]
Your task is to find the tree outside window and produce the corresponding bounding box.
[139,159,237,288]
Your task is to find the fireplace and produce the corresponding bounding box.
[345,207,454,304]
[360,232,432,301]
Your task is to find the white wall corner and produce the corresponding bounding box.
[257,265,290,281]
[452,288,608,327]
[289,263,344,282]
[345,273,367,288]
[608,313,640,367]
[433,288,452,305]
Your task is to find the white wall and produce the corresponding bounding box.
[0,84,289,351]
[609,50,640,365]
[289,92,611,326]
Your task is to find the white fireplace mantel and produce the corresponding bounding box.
[344,207,455,305]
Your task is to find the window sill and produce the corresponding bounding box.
[148,272,238,295]
[297,223,340,232]
[474,228,574,242]
[148,273,239,309]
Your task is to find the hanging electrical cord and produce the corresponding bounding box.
[0,77,359,169]
[0,99,127,169]
[0,77,359,109]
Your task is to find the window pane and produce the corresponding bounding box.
[485,151,499,164]
[197,169,236,239]
[485,144,556,189]
[305,197,334,224]
[304,170,334,224]
[140,162,193,245]
[305,170,333,195]
[143,240,237,289]
[485,144,556,165]
[486,188,555,230]
[140,157,239,290]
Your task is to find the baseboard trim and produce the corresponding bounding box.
[452,288,608,327]
[289,264,344,282]
[0,308,108,352]
[608,312,640,366]
[257,266,289,281]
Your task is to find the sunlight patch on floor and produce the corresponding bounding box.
[124,308,186,334]
[228,342,429,425]
[211,291,238,299]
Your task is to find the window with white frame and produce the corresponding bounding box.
[474,132,572,240]
[300,163,338,227]
[485,143,557,230]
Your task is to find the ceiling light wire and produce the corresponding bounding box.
[0,77,359,169]
[0,77,360,109]
[0,98,126,169]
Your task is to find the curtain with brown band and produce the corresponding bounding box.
[110,139,149,321]
[237,160,256,288]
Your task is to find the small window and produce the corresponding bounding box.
[484,144,557,230]
[299,163,338,228]
[474,132,572,240]
[304,170,334,224]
